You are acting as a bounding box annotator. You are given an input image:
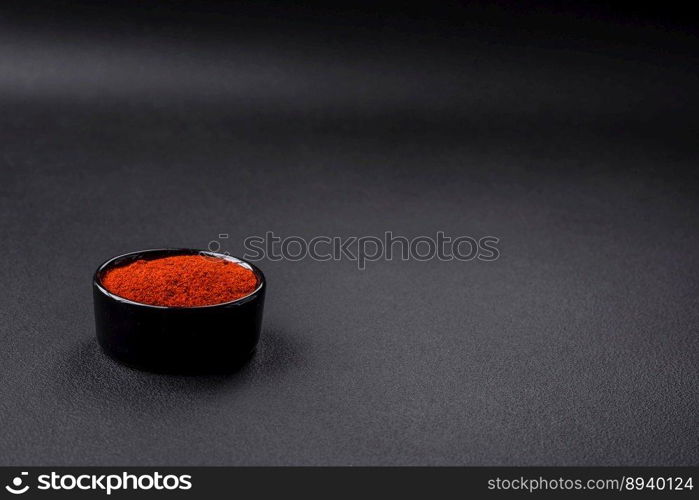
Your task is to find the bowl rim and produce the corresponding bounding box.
[93,248,266,309]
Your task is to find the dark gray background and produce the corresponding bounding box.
[0,2,697,465]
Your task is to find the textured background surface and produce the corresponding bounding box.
[0,2,697,465]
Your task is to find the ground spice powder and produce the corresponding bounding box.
[101,255,258,307]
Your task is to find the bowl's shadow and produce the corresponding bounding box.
[55,328,305,409]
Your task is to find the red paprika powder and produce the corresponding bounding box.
[101,255,258,307]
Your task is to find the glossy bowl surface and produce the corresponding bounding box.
[93,248,266,373]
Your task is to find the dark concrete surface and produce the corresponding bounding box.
[0,2,697,465]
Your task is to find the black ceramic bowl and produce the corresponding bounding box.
[93,249,266,373]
